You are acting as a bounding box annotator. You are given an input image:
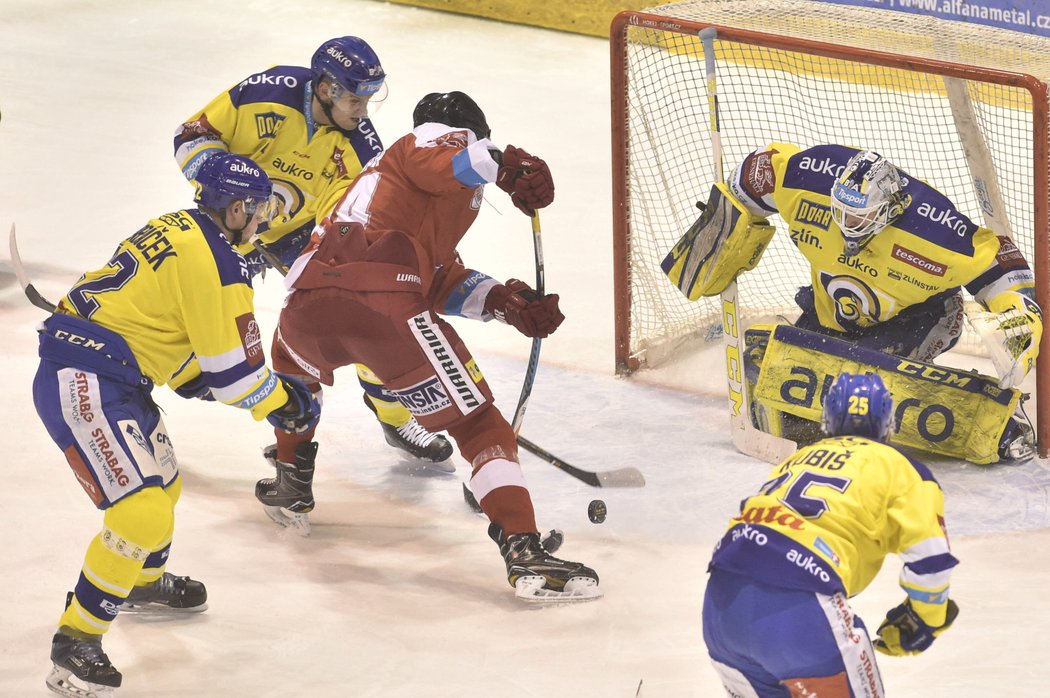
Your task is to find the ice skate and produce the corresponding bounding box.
[256,441,317,536]
[489,523,601,603]
[998,414,1035,462]
[365,395,454,468]
[46,631,121,698]
[119,572,207,614]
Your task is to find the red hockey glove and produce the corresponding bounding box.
[484,278,564,338]
[495,145,555,215]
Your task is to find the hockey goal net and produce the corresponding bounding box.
[611,0,1050,453]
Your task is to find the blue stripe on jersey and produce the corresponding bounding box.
[781,144,859,196]
[893,184,978,255]
[904,585,951,605]
[188,209,253,288]
[348,118,384,164]
[904,454,940,484]
[203,358,261,388]
[227,65,311,111]
[452,149,489,187]
[964,264,1007,297]
[905,551,959,575]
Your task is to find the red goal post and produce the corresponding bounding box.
[611,1,1050,455]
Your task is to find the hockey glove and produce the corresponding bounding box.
[266,374,321,435]
[484,279,564,339]
[172,374,214,401]
[995,304,1042,388]
[495,145,554,215]
[874,599,959,656]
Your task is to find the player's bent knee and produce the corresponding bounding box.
[445,404,515,464]
[102,486,175,559]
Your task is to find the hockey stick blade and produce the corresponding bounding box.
[517,435,646,488]
[9,223,57,312]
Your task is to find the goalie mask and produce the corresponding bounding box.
[830,150,910,257]
[821,372,894,442]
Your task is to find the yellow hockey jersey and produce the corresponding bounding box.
[173,65,384,256]
[709,436,957,626]
[728,142,1036,332]
[57,209,288,420]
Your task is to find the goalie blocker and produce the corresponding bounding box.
[748,324,1021,464]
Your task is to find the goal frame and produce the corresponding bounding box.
[610,10,1050,456]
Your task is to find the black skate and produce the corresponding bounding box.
[46,631,121,698]
[999,414,1035,462]
[256,441,317,536]
[119,572,207,614]
[489,523,601,603]
[364,395,454,468]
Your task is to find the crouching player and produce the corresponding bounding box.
[703,373,959,697]
[664,143,1040,462]
[34,154,319,697]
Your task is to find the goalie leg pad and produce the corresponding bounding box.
[661,183,775,300]
[752,325,1020,464]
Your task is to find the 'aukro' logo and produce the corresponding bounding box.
[798,155,846,179]
[916,202,971,236]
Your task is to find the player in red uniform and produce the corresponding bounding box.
[257,91,601,602]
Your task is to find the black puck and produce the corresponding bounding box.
[588,499,607,524]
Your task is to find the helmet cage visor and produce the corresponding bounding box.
[830,184,896,251]
[327,77,387,118]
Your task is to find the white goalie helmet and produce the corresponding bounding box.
[830,150,911,256]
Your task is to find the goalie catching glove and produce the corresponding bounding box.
[484,279,564,338]
[874,598,959,656]
[495,145,554,215]
[966,296,1042,388]
[266,374,321,434]
[661,183,775,300]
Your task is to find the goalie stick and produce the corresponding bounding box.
[9,223,58,313]
[698,28,796,464]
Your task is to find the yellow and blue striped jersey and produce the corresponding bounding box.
[173,65,384,256]
[710,436,957,626]
[57,208,287,420]
[729,142,1037,332]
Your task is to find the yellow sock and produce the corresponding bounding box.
[357,364,412,427]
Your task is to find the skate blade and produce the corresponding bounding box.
[513,575,603,604]
[46,666,116,698]
[118,601,209,615]
[423,459,456,473]
[262,505,312,537]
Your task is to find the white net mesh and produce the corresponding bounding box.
[616,0,1050,372]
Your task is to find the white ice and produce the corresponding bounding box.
[2,2,1049,696]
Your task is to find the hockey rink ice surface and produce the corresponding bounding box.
[3,2,1050,696]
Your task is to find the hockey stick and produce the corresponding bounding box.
[517,436,645,488]
[250,234,290,275]
[699,28,796,465]
[8,223,58,312]
[510,212,545,433]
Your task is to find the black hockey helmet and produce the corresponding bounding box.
[412,91,490,140]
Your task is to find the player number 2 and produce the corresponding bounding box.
[67,250,139,318]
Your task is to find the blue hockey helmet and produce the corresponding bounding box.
[311,36,386,97]
[821,372,894,442]
[194,153,275,220]
[829,150,910,257]
[412,91,490,140]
